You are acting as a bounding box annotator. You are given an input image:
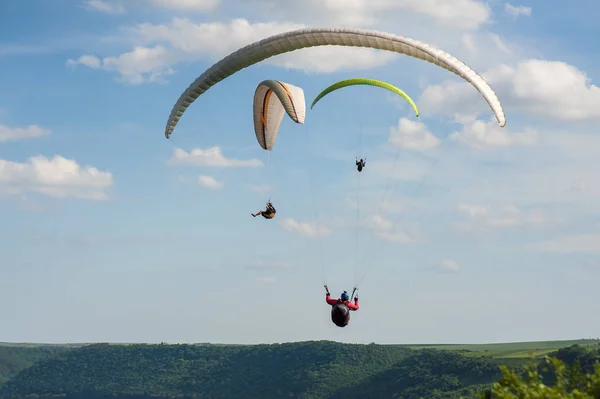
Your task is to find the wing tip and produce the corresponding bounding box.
[498,115,507,128]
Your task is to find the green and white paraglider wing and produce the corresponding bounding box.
[253,80,306,151]
[164,27,506,139]
[310,78,419,117]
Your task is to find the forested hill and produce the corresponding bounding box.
[0,341,502,399]
[0,340,599,399]
[0,345,72,386]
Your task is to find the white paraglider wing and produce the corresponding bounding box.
[253,80,306,151]
[165,27,506,138]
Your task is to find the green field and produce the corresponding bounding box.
[402,338,600,358]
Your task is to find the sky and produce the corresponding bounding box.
[1,0,600,345]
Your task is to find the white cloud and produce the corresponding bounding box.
[333,202,422,243]
[280,218,331,238]
[241,0,490,29]
[504,3,531,18]
[83,0,220,14]
[366,214,394,231]
[393,0,490,29]
[105,45,177,84]
[83,0,126,14]
[420,59,600,123]
[255,277,277,283]
[450,118,538,148]
[456,203,558,231]
[197,175,223,189]
[66,55,102,69]
[145,0,220,12]
[0,155,112,200]
[459,32,517,58]
[489,33,512,54]
[389,118,440,151]
[131,18,302,59]
[528,235,600,254]
[441,259,459,271]
[507,60,600,121]
[67,18,398,84]
[267,45,396,74]
[71,45,175,85]
[364,215,417,243]
[460,32,516,60]
[456,30,524,69]
[460,34,477,55]
[0,124,50,143]
[168,147,262,168]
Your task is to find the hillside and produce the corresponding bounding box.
[0,340,598,399]
[0,341,501,399]
[0,345,71,387]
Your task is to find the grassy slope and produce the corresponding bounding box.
[402,339,600,358]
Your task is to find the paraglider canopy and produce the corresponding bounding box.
[164,27,506,139]
[253,80,306,151]
[311,78,419,117]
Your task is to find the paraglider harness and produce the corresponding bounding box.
[326,286,358,328]
[263,198,276,219]
[356,157,366,172]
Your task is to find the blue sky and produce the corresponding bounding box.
[2,0,600,345]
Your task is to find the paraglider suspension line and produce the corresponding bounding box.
[355,170,360,284]
[355,145,403,282]
[304,130,326,284]
[166,136,180,149]
[267,151,273,199]
[354,133,362,285]
[356,154,443,287]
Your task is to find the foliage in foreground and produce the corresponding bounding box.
[484,352,600,398]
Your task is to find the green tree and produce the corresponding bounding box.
[483,356,600,398]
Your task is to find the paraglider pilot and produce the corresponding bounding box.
[324,285,359,327]
[356,158,366,172]
[252,201,276,219]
